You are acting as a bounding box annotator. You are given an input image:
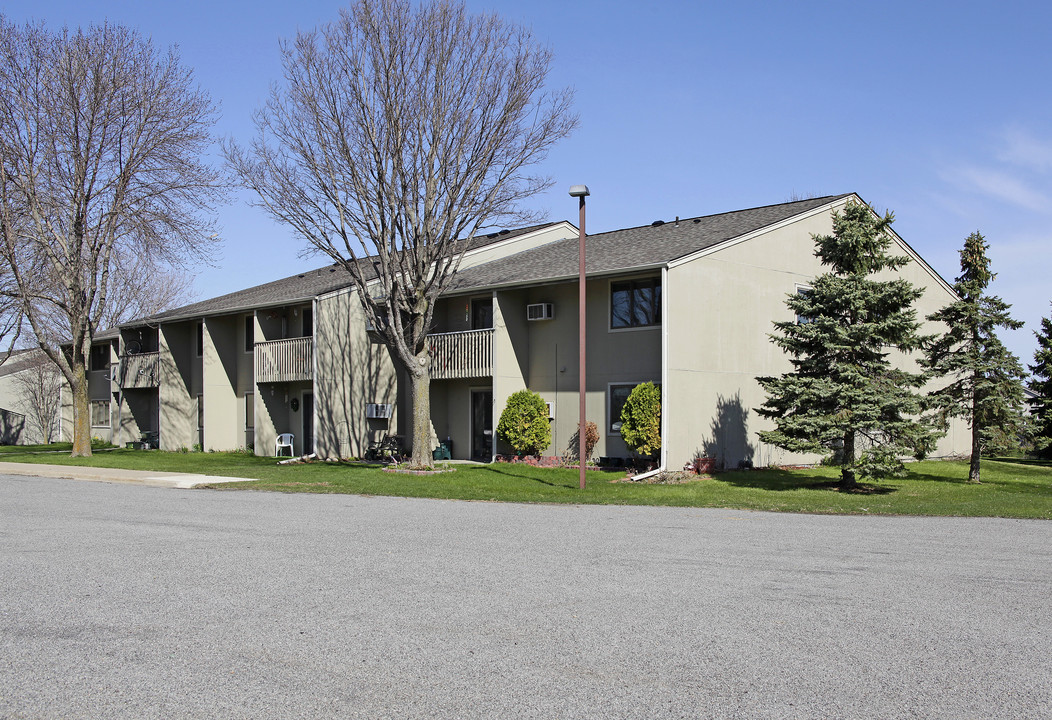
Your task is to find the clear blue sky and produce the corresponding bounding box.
[5,0,1051,364]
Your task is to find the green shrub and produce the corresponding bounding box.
[497,390,552,456]
[620,382,661,457]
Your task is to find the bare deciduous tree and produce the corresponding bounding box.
[97,255,197,331]
[227,0,576,466]
[12,351,61,444]
[0,18,224,456]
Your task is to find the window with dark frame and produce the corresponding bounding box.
[89,345,109,372]
[244,316,254,352]
[610,277,661,329]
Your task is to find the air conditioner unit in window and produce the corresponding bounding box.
[526,303,554,321]
[366,403,393,419]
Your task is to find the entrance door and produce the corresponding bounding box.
[302,392,314,455]
[470,389,493,461]
[471,298,493,330]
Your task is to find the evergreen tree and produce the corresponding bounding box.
[757,202,937,489]
[924,232,1026,482]
[1029,306,1052,458]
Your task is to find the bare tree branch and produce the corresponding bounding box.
[227,0,576,466]
[0,17,225,456]
[11,350,62,444]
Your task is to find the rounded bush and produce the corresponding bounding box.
[620,382,661,456]
[496,390,551,456]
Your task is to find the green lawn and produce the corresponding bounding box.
[1,444,1050,519]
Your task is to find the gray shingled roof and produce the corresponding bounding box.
[0,348,45,378]
[130,196,850,325]
[446,194,851,293]
[144,222,561,324]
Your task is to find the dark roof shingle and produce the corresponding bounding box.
[145,222,561,324]
[447,195,850,292]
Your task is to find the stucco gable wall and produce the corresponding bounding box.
[457,224,576,272]
[665,201,966,471]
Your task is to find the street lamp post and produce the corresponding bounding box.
[569,184,590,490]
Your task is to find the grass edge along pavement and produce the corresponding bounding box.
[0,445,1049,519]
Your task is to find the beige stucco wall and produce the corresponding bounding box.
[313,289,398,459]
[491,289,529,459]
[457,224,576,272]
[158,323,196,450]
[513,278,661,459]
[664,199,967,471]
[202,316,241,451]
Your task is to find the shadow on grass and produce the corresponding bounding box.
[986,457,1052,468]
[716,468,896,495]
[478,463,623,489]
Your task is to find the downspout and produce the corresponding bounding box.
[312,298,318,458]
[631,264,669,481]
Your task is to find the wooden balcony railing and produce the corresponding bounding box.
[120,352,160,389]
[428,328,493,380]
[255,337,313,383]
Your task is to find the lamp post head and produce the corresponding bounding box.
[568,184,590,198]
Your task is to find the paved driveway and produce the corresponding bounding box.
[1,474,1050,719]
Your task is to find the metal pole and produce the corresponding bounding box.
[578,194,587,490]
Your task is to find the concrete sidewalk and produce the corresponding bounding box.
[0,461,254,489]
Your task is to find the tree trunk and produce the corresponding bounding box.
[969,415,982,484]
[408,350,433,468]
[840,429,856,490]
[70,366,93,458]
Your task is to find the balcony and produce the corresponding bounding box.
[120,352,160,389]
[255,337,313,383]
[428,328,493,380]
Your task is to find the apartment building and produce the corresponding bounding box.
[82,194,968,470]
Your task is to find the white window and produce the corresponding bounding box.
[608,382,660,435]
[90,400,109,427]
[796,285,814,325]
[608,384,635,435]
[245,393,254,430]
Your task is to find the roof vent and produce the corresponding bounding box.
[487,232,498,239]
[499,229,510,235]
[651,220,665,227]
[693,218,701,224]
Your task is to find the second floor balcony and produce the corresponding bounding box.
[429,328,493,380]
[255,337,313,383]
[119,352,160,389]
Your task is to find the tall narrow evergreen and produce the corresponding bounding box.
[757,202,937,489]
[923,232,1026,482]
[1029,306,1052,458]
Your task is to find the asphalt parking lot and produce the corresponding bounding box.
[1,473,1050,719]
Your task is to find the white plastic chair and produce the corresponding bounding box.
[275,433,294,457]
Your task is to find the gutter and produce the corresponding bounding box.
[630,264,669,481]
